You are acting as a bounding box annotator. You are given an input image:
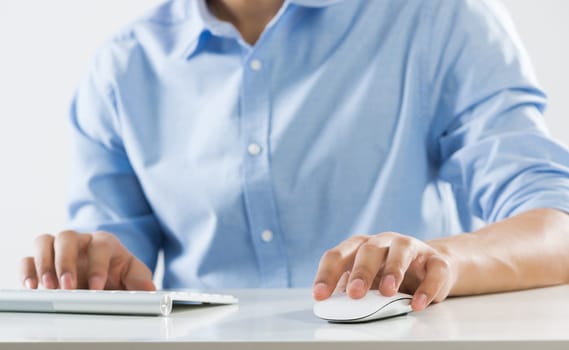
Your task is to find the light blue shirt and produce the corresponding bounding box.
[68,0,569,289]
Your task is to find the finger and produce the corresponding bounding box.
[122,256,156,291]
[412,255,451,311]
[347,243,388,299]
[87,232,115,290]
[20,257,38,289]
[33,234,57,289]
[54,231,88,289]
[312,235,368,300]
[379,236,417,297]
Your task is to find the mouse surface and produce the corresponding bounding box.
[313,291,413,323]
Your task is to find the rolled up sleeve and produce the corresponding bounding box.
[428,0,569,224]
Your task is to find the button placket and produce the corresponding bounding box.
[239,54,289,287]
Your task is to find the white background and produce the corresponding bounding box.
[0,1,567,288]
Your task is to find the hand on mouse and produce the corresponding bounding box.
[20,231,156,291]
[312,232,456,311]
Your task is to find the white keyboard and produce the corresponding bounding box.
[0,289,238,316]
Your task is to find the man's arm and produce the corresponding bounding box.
[427,0,569,296]
[431,208,569,296]
[313,1,569,309]
[312,208,569,311]
[20,47,161,290]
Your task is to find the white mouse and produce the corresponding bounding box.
[313,291,413,323]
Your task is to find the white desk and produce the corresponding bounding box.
[0,285,568,349]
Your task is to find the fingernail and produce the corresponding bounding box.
[24,278,34,289]
[312,282,329,300]
[415,293,428,309]
[60,272,74,290]
[381,274,396,292]
[89,276,105,290]
[42,273,55,289]
[313,282,328,295]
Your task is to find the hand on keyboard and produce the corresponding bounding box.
[20,231,156,291]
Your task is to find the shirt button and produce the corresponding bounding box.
[247,143,262,156]
[261,230,274,243]
[250,59,262,71]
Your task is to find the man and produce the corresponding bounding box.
[20,0,569,312]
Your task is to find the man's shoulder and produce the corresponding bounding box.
[140,0,190,26]
[90,0,193,79]
[106,0,190,51]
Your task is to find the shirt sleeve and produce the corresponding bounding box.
[427,0,569,226]
[66,54,163,271]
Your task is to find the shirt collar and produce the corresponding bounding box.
[181,0,344,58]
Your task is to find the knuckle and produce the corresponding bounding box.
[397,236,414,248]
[359,242,379,253]
[55,253,75,266]
[345,235,369,248]
[33,233,54,247]
[93,231,118,245]
[385,261,405,274]
[317,251,346,280]
[351,265,375,280]
[349,234,369,242]
[321,249,343,264]
[413,254,427,266]
[56,230,77,242]
[383,231,401,239]
[95,238,114,251]
[92,231,111,240]
[431,255,451,271]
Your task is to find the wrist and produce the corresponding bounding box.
[428,237,461,296]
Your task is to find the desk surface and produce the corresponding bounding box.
[0,285,568,350]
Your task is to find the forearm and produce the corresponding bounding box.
[429,208,569,296]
